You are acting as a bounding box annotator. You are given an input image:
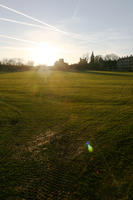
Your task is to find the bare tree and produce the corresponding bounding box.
[2,58,24,65]
[82,53,89,63]
[27,61,34,66]
[95,55,103,63]
[104,54,119,61]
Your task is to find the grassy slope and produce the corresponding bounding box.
[0,71,132,200]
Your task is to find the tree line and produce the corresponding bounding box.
[0,52,126,73]
[53,52,119,71]
[0,58,34,72]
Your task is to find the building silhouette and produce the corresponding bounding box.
[54,59,69,70]
[117,55,133,71]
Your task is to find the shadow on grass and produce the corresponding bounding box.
[52,69,133,77]
[1,70,133,78]
[0,71,33,75]
[85,71,133,77]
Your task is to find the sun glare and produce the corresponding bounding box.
[30,43,59,66]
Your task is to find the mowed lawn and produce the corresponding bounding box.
[0,70,132,200]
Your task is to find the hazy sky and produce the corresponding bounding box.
[0,0,133,64]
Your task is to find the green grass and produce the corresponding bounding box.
[0,70,132,200]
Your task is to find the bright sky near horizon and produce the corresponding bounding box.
[0,0,133,65]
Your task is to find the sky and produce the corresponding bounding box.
[0,0,133,65]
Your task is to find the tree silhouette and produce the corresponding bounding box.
[90,52,95,64]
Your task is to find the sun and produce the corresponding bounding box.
[30,43,59,66]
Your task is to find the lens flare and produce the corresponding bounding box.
[88,145,93,152]
[86,141,93,152]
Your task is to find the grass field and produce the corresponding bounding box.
[0,70,132,200]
